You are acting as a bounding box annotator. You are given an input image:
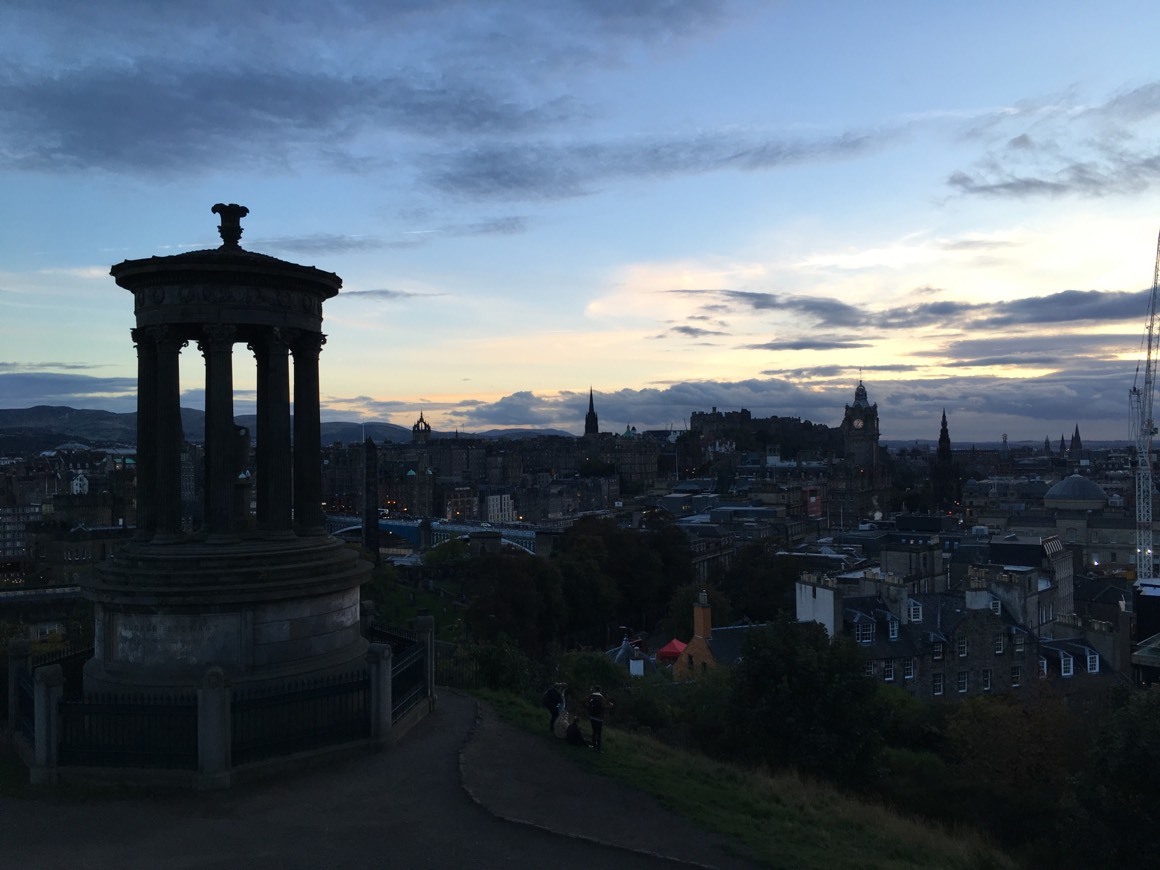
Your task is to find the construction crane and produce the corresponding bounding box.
[1130,229,1160,586]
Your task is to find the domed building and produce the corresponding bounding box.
[1044,474,1107,511]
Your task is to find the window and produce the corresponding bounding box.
[856,622,875,644]
[1011,665,1022,687]
[994,633,1005,655]
[982,668,992,691]
[1014,634,1025,654]
[990,598,1001,615]
[884,659,895,682]
[1087,653,1099,674]
[933,673,944,696]
[933,642,944,661]
[1039,657,1048,678]
[904,658,915,680]
[1061,655,1074,677]
[888,620,899,640]
[957,671,968,693]
[909,600,923,623]
[957,637,968,658]
[863,661,875,677]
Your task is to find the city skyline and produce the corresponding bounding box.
[3,2,1160,442]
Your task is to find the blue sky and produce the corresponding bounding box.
[3,0,1160,442]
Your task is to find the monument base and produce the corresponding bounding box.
[83,535,371,695]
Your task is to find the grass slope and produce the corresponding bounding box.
[480,690,1015,870]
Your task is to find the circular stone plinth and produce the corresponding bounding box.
[83,535,371,694]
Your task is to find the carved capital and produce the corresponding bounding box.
[286,329,326,358]
[198,324,236,358]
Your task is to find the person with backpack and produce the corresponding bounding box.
[541,683,565,732]
[586,685,610,752]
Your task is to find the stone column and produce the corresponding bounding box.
[151,327,187,543]
[31,664,63,785]
[196,666,232,790]
[251,329,293,536]
[131,328,157,540]
[366,643,393,745]
[290,331,326,535]
[199,325,237,543]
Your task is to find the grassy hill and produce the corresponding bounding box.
[482,689,1015,870]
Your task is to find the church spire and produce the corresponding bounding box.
[584,387,599,436]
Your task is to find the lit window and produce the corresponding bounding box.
[1061,655,1074,678]
[884,659,895,682]
[957,637,968,657]
[904,658,915,680]
[994,633,1005,655]
[1011,665,1022,687]
[888,620,899,640]
[933,673,944,696]
[1087,653,1099,674]
[982,668,992,691]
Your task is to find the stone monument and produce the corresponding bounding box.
[84,204,371,694]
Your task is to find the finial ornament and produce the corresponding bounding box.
[212,203,249,248]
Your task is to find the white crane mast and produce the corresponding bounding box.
[1130,230,1160,584]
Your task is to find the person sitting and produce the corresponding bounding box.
[565,717,589,747]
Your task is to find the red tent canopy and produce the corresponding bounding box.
[656,638,687,663]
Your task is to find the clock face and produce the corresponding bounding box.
[853,418,864,429]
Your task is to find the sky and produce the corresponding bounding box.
[3,1,1160,444]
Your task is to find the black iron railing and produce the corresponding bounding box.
[58,694,198,769]
[391,644,426,721]
[15,670,35,747]
[231,671,371,765]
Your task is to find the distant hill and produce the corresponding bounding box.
[0,406,577,452]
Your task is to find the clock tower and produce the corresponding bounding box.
[831,380,888,526]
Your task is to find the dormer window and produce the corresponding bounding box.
[888,620,899,640]
[855,622,875,644]
[1087,652,1099,673]
[990,598,1001,615]
[908,600,923,623]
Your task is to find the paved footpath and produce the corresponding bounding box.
[0,691,760,869]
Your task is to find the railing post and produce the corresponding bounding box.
[414,615,436,709]
[367,643,393,746]
[6,638,30,729]
[31,664,62,785]
[196,667,233,789]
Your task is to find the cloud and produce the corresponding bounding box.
[744,338,872,351]
[333,288,439,301]
[0,361,105,372]
[0,372,138,409]
[424,129,884,201]
[948,81,1160,199]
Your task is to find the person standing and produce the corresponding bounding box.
[586,685,609,752]
[542,683,564,732]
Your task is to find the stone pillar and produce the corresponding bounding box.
[131,327,157,540]
[291,331,326,535]
[251,329,293,536]
[366,643,393,744]
[151,327,187,543]
[196,666,232,790]
[31,664,63,785]
[199,324,237,543]
[414,615,436,708]
[6,638,30,730]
